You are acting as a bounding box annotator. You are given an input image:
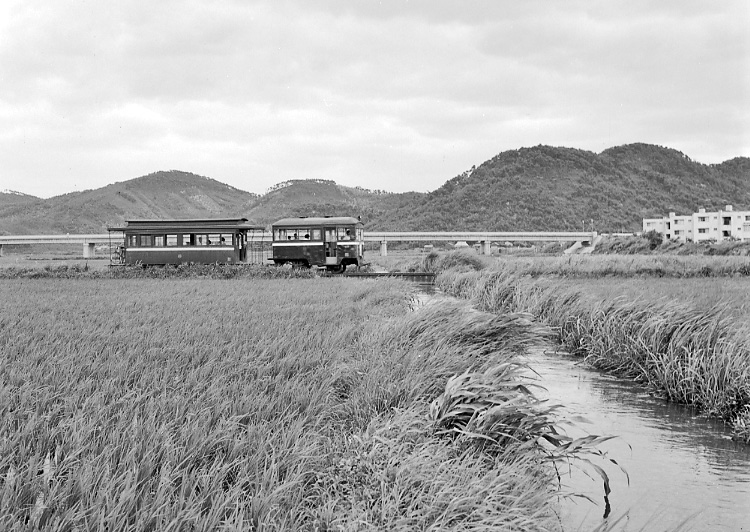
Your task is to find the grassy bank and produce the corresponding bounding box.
[431,257,750,443]
[0,277,623,530]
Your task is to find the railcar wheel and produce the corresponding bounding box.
[327,264,346,274]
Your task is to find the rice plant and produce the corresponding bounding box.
[3,276,609,530]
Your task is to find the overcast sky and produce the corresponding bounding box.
[1,0,748,198]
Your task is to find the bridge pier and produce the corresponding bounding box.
[83,243,96,258]
[379,241,388,257]
[481,240,491,255]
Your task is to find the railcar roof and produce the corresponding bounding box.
[272,216,362,227]
[108,218,265,232]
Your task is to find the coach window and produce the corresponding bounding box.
[139,235,152,247]
[166,235,177,246]
[154,236,165,247]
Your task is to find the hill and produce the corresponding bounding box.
[379,144,750,232]
[0,144,748,234]
[0,190,40,209]
[0,171,258,234]
[243,179,423,228]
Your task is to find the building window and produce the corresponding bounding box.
[723,217,731,225]
[698,228,707,234]
[698,216,707,222]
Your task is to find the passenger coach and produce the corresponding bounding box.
[108,218,267,265]
[271,216,364,272]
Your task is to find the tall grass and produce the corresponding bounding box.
[437,266,750,442]
[0,277,625,530]
[414,251,750,278]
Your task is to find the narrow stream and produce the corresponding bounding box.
[415,288,750,530]
[526,349,750,531]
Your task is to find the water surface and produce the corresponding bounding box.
[527,349,750,531]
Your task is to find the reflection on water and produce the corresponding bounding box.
[526,349,750,531]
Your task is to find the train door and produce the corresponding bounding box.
[237,231,246,262]
[324,227,338,265]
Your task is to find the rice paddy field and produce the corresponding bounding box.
[0,274,625,531]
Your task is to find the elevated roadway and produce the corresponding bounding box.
[0,231,596,258]
[0,233,123,258]
[364,231,597,255]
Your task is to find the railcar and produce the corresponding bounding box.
[271,216,364,272]
[108,218,267,265]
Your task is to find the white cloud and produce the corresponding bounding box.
[0,0,747,198]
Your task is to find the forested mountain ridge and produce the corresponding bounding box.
[0,144,748,234]
[377,144,750,232]
[0,171,258,234]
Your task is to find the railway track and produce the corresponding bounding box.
[341,271,436,283]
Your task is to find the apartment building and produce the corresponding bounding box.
[643,205,750,242]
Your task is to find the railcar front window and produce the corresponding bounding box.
[338,227,354,240]
[275,229,286,241]
[356,228,363,241]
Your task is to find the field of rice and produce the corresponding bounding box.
[0,275,623,531]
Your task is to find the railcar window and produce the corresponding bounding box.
[139,235,152,247]
[182,234,191,246]
[356,228,363,241]
[338,227,354,240]
[166,235,177,246]
[154,236,165,247]
[312,229,321,240]
[127,235,137,247]
[196,235,206,246]
[275,229,286,241]
[220,233,233,246]
[208,234,221,246]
